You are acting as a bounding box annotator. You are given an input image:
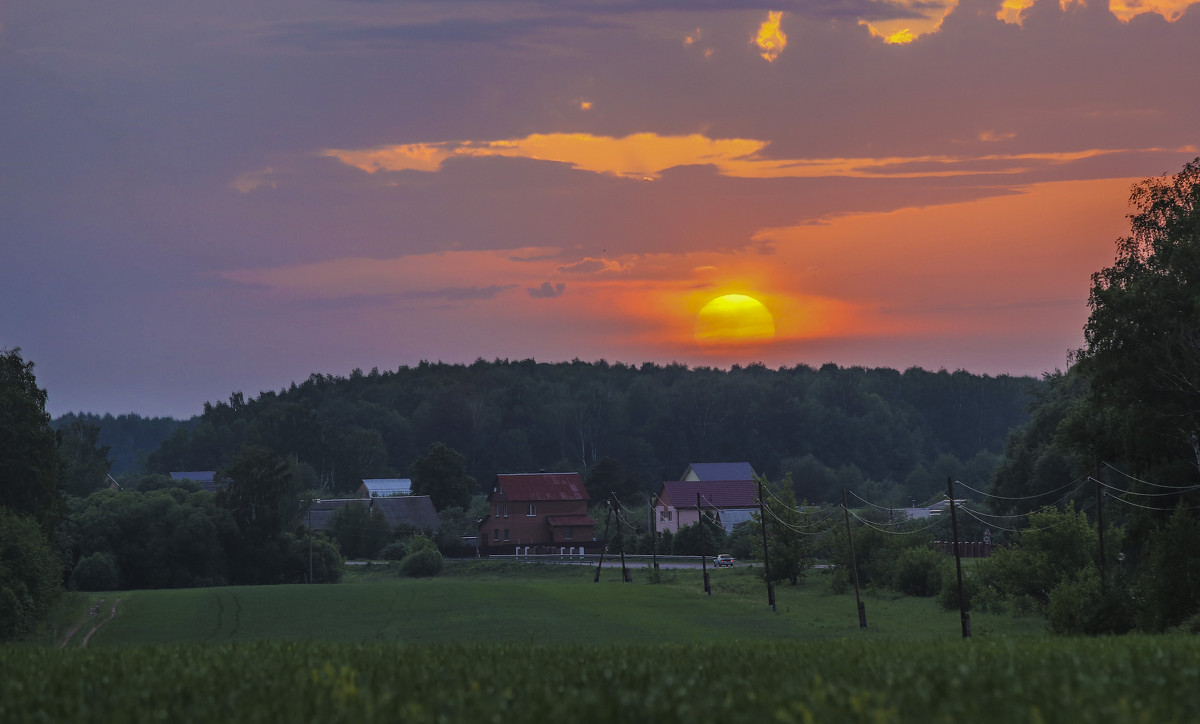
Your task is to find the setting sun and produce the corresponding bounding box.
[695,294,776,344]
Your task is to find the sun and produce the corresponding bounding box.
[694,294,776,344]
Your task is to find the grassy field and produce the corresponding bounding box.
[46,561,1040,647]
[12,562,1199,722]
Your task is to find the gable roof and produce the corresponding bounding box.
[683,462,756,482]
[360,478,412,497]
[659,479,759,509]
[309,495,441,532]
[493,473,589,502]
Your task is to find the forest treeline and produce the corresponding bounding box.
[117,360,1040,505]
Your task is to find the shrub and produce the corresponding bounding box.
[1046,564,1134,636]
[938,565,979,612]
[0,509,62,641]
[377,541,408,561]
[70,552,120,591]
[400,548,444,578]
[890,547,946,597]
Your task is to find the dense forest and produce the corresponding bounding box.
[51,413,193,475]
[131,360,1040,505]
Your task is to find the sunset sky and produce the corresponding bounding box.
[3,0,1198,418]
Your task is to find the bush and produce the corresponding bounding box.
[377,541,408,561]
[70,552,120,591]
[937,566,979,612]
[890,547,946,597]
[1046,565,1134,636]
[399,548,444,578]
[0,509,62,641]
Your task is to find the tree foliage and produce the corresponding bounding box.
[1077,157,1200,469]
[755,475,815,585]
[410,442,475,511]
[327,501,391,560]
[140,360,1036,503]
[0,508,62,641]
[57,418,113,497]
[0,349,61,528]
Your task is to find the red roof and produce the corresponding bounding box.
[546,515,595,527]
[659,480,759,509]
[495,473,590,502]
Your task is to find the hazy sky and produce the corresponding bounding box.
[3,0,1198,418]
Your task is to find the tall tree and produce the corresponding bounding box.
[0,349,61,528]
[410,442,474,511]
[755,475,815,585]
[216,445,302,540]
[58,419,113,497]
[1077,157,1200,470]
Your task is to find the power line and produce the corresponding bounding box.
[954,474,1087,502]
[846,508,944,535]
[1091,476,1200,498]
[1103,461,1200,490]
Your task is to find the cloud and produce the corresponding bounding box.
[754,11,788,61]
[322,132,1189,181]
[528,282,566,297]
[557,257,626,274]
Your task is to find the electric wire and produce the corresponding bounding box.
[1091,477,1200,498]
[953,474,1087,501]
[846,507,944,535]
[1103,461,1200,490]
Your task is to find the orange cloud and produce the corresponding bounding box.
[754,11,787,62]
[323,132,1184,182]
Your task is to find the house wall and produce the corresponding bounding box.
[481,496,590,550]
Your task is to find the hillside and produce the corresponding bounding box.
[136,360,1039,503]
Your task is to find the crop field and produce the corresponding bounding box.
[9,563,1199,722]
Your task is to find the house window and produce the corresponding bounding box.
[563,527,574,540]
[493,529,500,542]
[667,510,673,521]
[502,504,509,518]
[527,503,536,516]
[503,529,510,542]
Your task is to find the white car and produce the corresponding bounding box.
[713,554,735,568]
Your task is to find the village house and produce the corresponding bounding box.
[478,472,595,555]
[655,462,760,534]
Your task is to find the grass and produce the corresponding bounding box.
[13,562,1199,723]
[46,560,1042,647]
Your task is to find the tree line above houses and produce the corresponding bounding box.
[70,359,1039,507]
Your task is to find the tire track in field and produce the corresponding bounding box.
[80,598,120,647]
[210,591,225,641]
[229,593,242,638]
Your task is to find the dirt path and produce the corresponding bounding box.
[58,597,105,648]
[78,598,121,648]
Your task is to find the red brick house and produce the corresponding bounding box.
[478,472,595,555]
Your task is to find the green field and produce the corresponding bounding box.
[51,562,1038,647]
[9,562,1200,723]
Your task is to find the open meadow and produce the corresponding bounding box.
[6,562,1200,723]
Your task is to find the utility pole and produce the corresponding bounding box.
[614,495,631,583]
[1095,475,1107,591]
[842,489,867,628]
[698,492,711,596]
[649,495,659,577]
[757,478,777,612]
[947,477,970,639]
[308,504,313,584]
[593,504,613,583]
